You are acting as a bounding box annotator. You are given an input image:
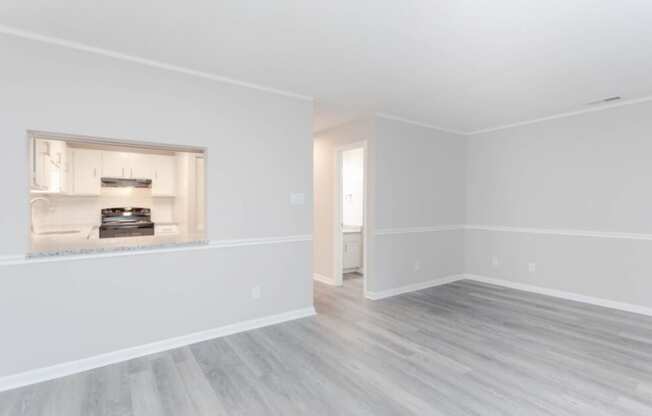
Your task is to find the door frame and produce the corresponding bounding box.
[334,140,368,294]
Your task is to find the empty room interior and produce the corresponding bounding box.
[2,2,652,415]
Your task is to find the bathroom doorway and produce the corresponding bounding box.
[334,142,367,289]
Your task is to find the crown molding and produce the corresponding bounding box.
[467,95,652,135]
[0,24,313,102]
[4,24,652,134]
[375,113,468,136]
[378,94,652,137]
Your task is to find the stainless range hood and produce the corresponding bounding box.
[101,177,152,188]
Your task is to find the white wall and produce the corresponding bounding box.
[313,117,467,293]
[466,100,652,309]
[0,34,313,379]
[342,147,364,227]
[373,117,467,293]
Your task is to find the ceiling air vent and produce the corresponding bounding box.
[586,96,622,106]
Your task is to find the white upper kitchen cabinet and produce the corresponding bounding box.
[31,139,49,190]
[102,151,153,179]
[31,139,68,193]
[129,152,153,180]
[151,155,176,196]
[70,148,102,195]
[101,151,131,178]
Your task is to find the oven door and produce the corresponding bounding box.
[99,222,155,239]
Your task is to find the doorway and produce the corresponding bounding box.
[334,142,367,292]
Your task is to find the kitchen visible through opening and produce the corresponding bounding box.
[28,132,206,256]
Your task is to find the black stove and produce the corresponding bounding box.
[99,207,155,239]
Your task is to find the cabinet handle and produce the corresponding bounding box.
[131,168,133,178]
[93,168,97,177]
[122,168,125,177]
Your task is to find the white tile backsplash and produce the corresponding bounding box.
[32,188,175,229]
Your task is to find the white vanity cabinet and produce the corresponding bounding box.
[343,229,363,270]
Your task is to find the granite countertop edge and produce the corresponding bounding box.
[27,240,210,260]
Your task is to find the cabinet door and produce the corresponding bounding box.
[129,153,153,179]
[343,233,362,269]
[151,155,176,196]
[46,140,67,193]
[102,151,129,178]
[72,149,102,195]
[31,139,50,190]
[62,147,72,194]
[31,139,68,193]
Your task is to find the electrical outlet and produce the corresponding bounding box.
[251,285,261,300]
[528,262,536,273]
[491,256,500,268]
[414,260,421,272]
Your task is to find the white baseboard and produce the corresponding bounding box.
[365,274,464,300]
[313,273,337,286]
[0,306,316,393]
[364,272,652,317]
[464,274,652,317]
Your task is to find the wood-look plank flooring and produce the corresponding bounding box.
[2,277,652,415]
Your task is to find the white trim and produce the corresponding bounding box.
[363,272,652,316]
[465,224,652,241]
[0,306,316,393]
[208,235,312,247]
[464,274,652,318]
[468,95,652,135]
[334,141,369,292]
[375,224,652,241]
[6,24,649,135]
[377,95,652,137]
[0,25,312,102]
[375,113,467,136]
[365,275,464,300]
[313,273,337,286]
[1,235,312,266]
[376,225,465,235]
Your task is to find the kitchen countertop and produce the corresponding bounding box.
[29,224,205,258]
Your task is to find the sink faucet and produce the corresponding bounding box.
[30,197,51,233]
[86,225,99,240]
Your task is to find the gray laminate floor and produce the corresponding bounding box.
[2,277,652,415]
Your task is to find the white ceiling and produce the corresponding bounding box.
[2,1,652,133]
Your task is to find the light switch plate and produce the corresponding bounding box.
[290,193,305,205]
[251,285,261,300]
